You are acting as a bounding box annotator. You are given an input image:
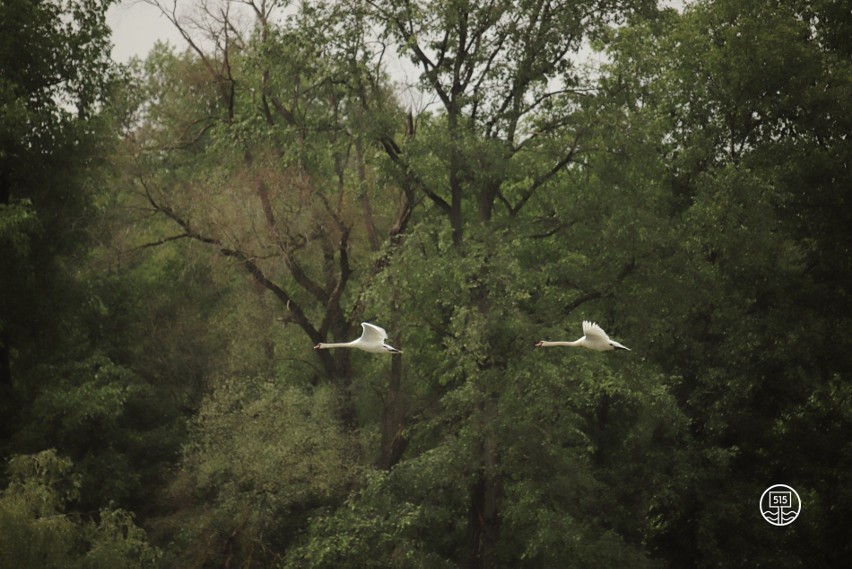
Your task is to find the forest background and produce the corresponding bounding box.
[1,0,850,567]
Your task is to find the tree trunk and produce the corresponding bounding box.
[467,396,501,569]
[0,165,10,389]
[0,331,11,389]
[330,341,357,432]
[376,351,407,470]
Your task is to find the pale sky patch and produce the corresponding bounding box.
[107,0,184,62]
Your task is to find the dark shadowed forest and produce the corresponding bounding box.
[1,0,850,567]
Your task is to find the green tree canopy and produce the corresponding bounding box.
[2,0,850,567]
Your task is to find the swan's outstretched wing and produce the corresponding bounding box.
[582,321,610,341]
[360,322,389,344]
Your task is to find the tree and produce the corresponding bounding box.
[132,1,414,436]
[362,1,657,565]
[91,0,852,566]
[157,380,356,567]
[367,0,655,242]
[0,0,113,393]
[0,450,160,568]
[0,0,119,496]
[0,0,123,491]
[0,0,208,530]
[594,0,852,565]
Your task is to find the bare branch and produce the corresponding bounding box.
[510,130,585,216]
[320,226,353,337]
[138,174,323,344]
[563,260,637,314]
[128,233,193,251]
[379,135,452,214]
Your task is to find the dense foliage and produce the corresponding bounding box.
[1,0,849,567]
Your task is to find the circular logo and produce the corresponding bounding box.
[760,484,801,526]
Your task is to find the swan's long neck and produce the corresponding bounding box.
[316,341,357,349]
[539,340,582,347]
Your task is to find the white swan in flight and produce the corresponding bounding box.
[314,322,402,354]
[535,321,630,352]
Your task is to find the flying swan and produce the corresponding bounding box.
[314,322,402,354]
[535,321,630,352]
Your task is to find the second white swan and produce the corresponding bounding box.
[535,321,630,352]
